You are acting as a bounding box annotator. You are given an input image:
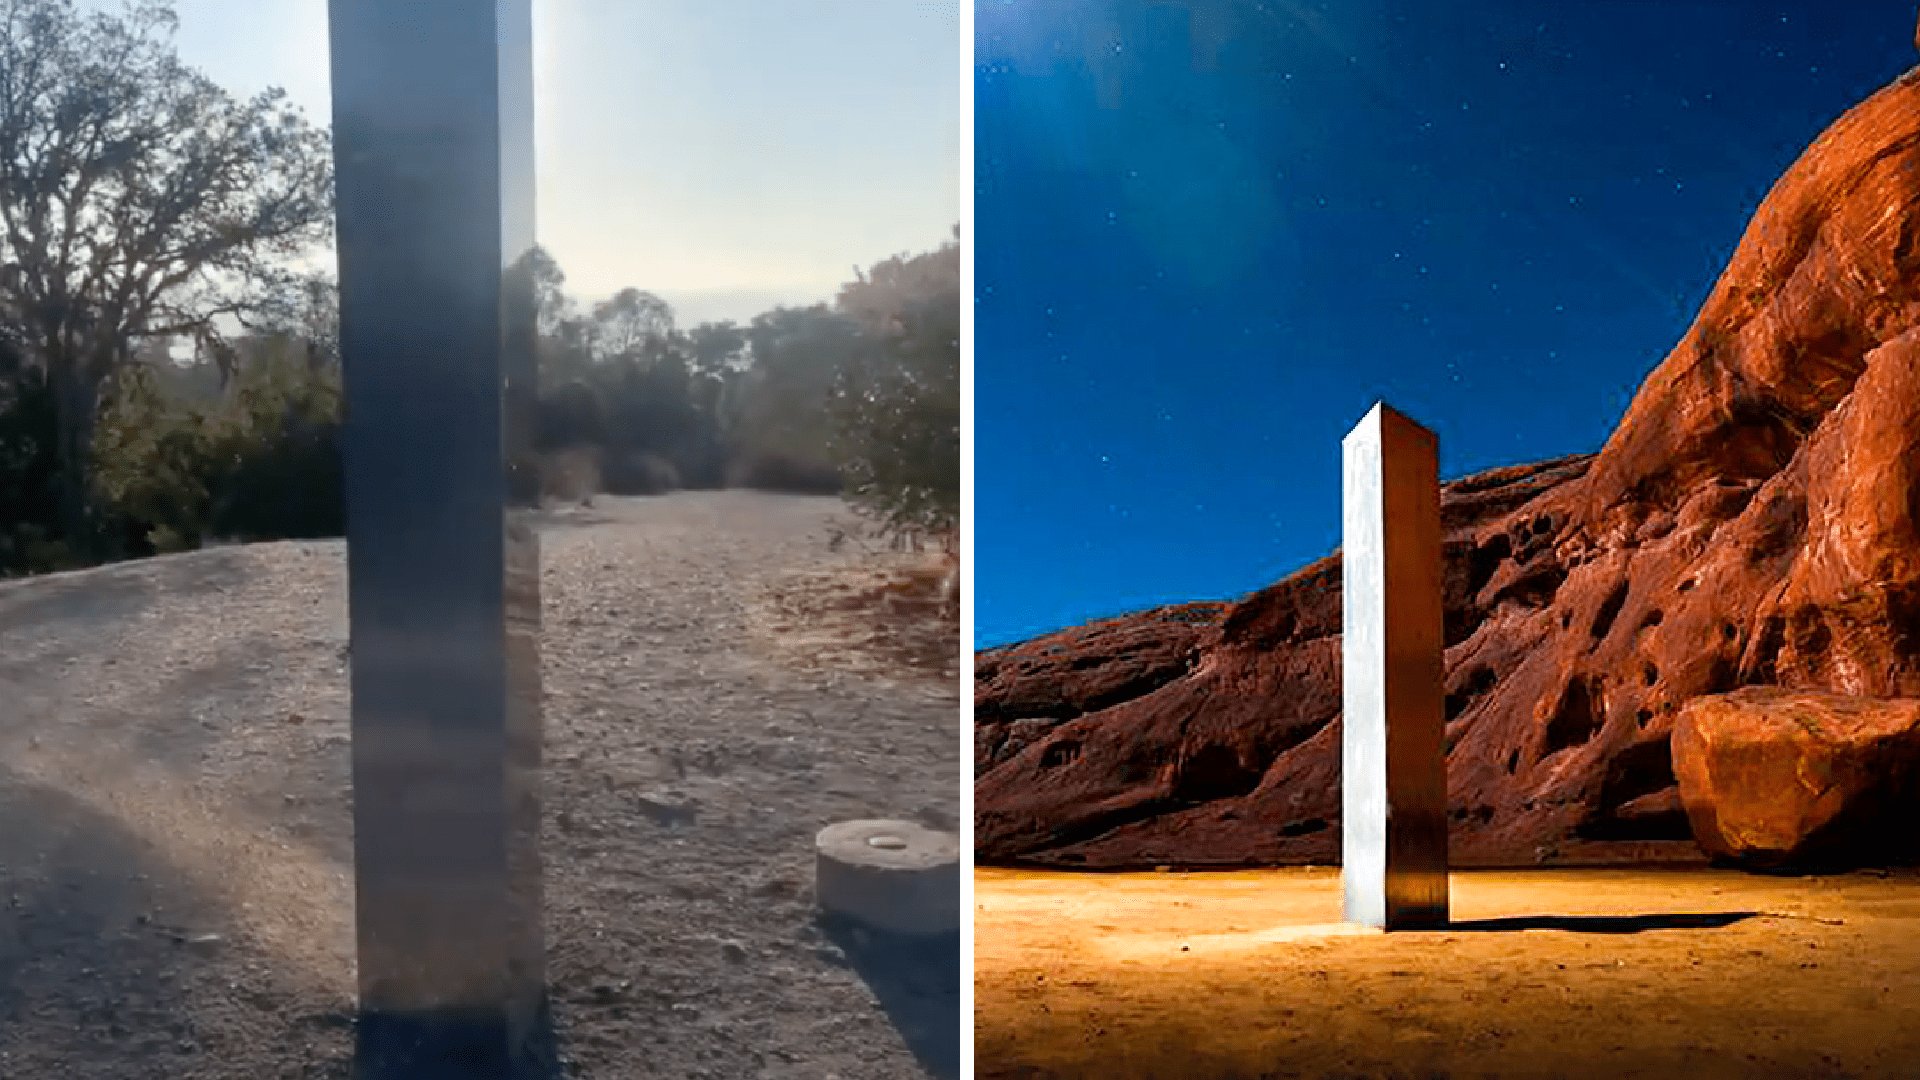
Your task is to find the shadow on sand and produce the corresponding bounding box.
[1445,911,1761,934]
[821,916,961,1080]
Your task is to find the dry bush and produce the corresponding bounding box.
[724,448,842,495]
[538,447,603,504]
[749,548,960,681]
[601,450,681,496]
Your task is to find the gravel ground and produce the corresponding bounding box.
[0,491,962,1080]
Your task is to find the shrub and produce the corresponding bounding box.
[0,522,81,577]
[828,238,959,538]
[93,335,344,549]
[723,448,842,494]
[538,446,603,503]
[601,450,681,495]
[0,363,64,574]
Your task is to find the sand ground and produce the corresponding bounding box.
[0,491,961,1080]
[975,865,1920,1080]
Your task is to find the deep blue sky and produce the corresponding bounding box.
[974,0,1918,649]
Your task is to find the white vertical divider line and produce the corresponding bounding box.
[958,0,977,1075]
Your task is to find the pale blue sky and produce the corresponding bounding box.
[133,0,961,327]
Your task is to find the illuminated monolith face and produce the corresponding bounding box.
[1341,402,1448,931]
[329,1,548,1074]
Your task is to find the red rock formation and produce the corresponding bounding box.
[1675,688,1920,868]
[976,48,1920,870]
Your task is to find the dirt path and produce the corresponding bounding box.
[975,866,1920,1079]
[0,491,961,1080]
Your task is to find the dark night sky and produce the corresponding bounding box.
[973,0,1919,650]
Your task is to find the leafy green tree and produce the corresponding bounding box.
[828,230,960,537]
[590,286,674,361]
[250,271,340,371]
[514,240,959,507]
[0,337,64,573]
[525,244,576,339]
[90,357,214,551]
[705,304,856,492]
[201,333,343,540]
[686,320,747,377]
[92,331,342,549]
[0,0,333,555]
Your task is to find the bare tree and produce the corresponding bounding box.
[0,0,333,552]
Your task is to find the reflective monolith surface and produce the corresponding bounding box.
[1341,402,1448,930]
[329,1,549,1075]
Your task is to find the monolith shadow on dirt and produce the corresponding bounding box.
[819,915,961,1080]
[1444,910,1759,934]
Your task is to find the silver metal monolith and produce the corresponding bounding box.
[329,1,548,1074]
[1341,402,1448,930]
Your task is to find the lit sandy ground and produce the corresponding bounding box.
[974,865,1920,1080]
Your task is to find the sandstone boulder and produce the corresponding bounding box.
[1674,688,1920,869]
[976,25,1920,870]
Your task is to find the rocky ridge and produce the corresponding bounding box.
[976,33,1920,870]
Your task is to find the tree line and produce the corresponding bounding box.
[0,0,958,577]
